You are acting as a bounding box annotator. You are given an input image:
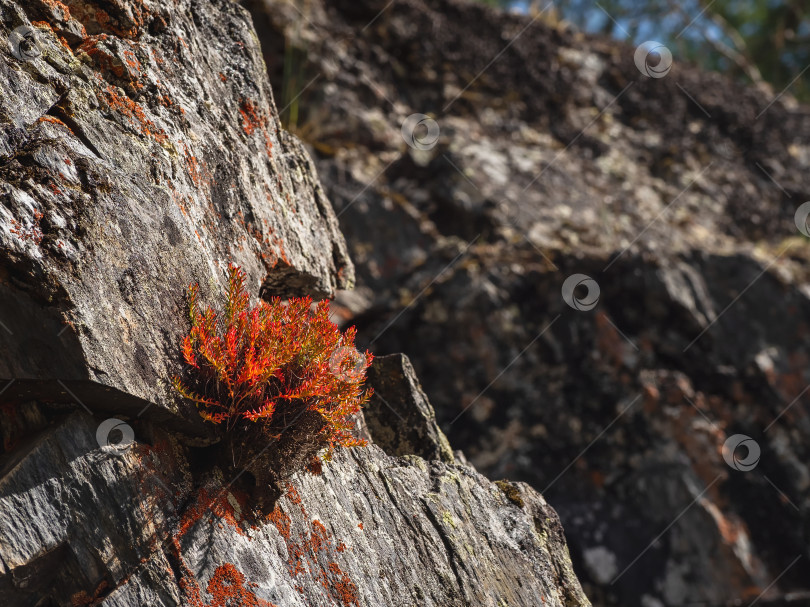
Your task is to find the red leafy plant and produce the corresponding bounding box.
[172,264,371,497]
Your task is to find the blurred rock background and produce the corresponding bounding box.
[246,0,810,605]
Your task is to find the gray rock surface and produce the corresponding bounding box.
[0,1,590,605]
[0,0,353,429]
[364,353,455,464]
[0,407,589,607]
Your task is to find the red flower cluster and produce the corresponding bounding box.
[172,264,371,450]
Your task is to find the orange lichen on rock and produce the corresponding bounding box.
[169,489,281,606]
[95,9,130,37]
[168,186,191,217]
[31,20,75,52]
[263,484,360,605]
[239,99,274,156]
[67,0,148,38]
[239,100,262,136]
[184,146,212,187]
[122,48,141,72]
[150,47,164,66]
[9,211,44,245]
[268,231,291,266]
[78,37,125,79]
[151,472,356,605]
[59,33,73,51]
[100,86,168,143]
[176,488,247,541]
[204,564,276,607]
[36,115,75,135]
[328,562,360,606]
[285,485,305,511]
[254,230,291,269]
[40,0,80,28]
[267,504,292,540]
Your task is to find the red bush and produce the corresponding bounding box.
[172,264,371,450]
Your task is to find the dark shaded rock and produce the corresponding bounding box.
[364,353,454,463]
[244,0,810,605]
[223,406,329,510]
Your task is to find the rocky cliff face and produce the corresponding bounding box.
[245,1,810,605]
[0,0,589,605]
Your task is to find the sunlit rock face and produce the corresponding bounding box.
[0,0,353,428]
